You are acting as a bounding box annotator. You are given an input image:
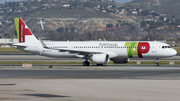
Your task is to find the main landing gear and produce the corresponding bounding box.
[155,58,159,66]
[83,61,90,66]
[97,64,103,66]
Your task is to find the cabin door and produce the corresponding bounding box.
[151,42,157,53]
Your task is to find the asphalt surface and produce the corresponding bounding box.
[0,55,180,101]
[0,66,180,79]
[1,79,180,101]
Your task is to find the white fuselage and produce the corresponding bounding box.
[17,40,177,59]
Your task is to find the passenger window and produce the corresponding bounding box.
[162,46,164,49]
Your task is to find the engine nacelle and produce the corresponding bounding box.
[111,58,129,63]
[91,54,109,64]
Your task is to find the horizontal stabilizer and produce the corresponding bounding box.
[12,43,27,48]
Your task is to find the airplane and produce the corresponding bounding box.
[12,18,177,66]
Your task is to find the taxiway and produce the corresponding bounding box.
[0,66,180,79]
[0,67,180,101]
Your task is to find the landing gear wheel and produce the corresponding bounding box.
[97,64,103,66]
[155,63,159,66]
[155,58,159,66]
[83,61,90,66]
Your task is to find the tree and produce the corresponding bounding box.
[71,27,76,32]
[106,24,113,28]
[116,24,119,27]
[56,27,68,33]
[141,10,149,16]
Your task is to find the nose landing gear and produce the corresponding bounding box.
[155,58,159,66]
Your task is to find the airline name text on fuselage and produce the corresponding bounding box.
[99,43,118,47]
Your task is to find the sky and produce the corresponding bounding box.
[0,0,132,4]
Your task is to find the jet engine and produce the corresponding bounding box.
[111,58,129,63]
[91,54,109,64]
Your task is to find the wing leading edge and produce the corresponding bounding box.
[39,39,105,56]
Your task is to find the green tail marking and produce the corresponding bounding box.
[14,18,19,40]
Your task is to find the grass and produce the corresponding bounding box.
[0,47,28,53]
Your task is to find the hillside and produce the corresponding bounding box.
[0,0,140,33]
[126,0,180,17]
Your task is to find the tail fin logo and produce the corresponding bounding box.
[14,18,33,43]
[20,24,23,42]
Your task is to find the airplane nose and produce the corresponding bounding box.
[172,49,177,56]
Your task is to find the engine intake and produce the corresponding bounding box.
[91,54,109,64]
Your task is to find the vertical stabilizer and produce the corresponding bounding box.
[14,18,38,43]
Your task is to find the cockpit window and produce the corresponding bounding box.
[162,46,171,49]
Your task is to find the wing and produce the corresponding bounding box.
[39,40,117,58]
[56,48,117,59]
[40,39,104,56]
[59,48,104,55]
